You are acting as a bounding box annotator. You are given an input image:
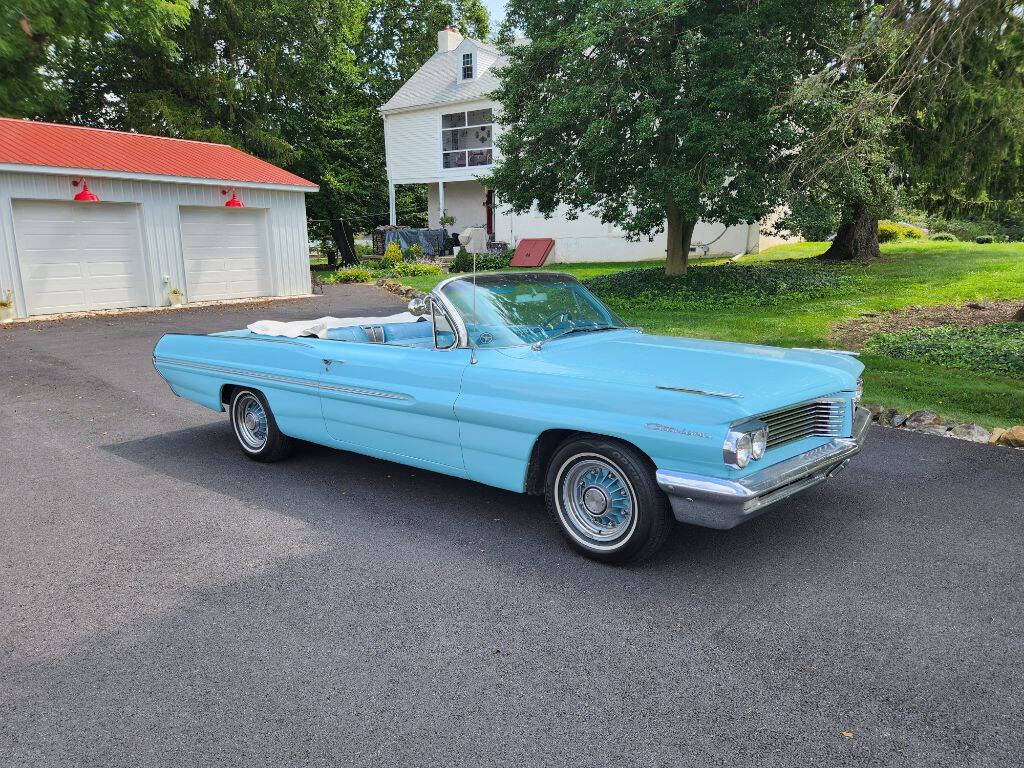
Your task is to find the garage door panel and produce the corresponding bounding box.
[180,207,270,301]
[13,200,149,315]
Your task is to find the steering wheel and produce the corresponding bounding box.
[541,309,573,331]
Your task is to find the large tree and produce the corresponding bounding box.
[784,0,1024,260]
[488,0,853,275]
[0,0,190,117]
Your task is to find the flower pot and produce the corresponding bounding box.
[0,305,14,323]
[169,294,183,306]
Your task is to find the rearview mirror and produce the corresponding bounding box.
[408,296,431,317]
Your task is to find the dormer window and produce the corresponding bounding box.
[461,52,474,80]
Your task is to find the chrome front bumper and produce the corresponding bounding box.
[656,406,872,529]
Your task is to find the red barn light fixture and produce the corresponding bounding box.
[72,178,99,202]
[222,187,244,208]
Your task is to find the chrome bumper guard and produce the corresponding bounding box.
[656,406,872,529]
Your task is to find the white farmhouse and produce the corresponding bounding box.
[380,27,794,263]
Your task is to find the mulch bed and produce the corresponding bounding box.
[830,300,1024,349]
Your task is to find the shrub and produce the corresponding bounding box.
[975,235,995,244]
[877,221,903,243]
[404,243,426,262]
[449,251,512,273]
[381,241,403,269]
[866,323,1024,378]
[929,232,956,241]
[320,267,374,284]
[0,289,13,308]
[384,261,443,277]
[582,263,854,311]
[878,220,925,242]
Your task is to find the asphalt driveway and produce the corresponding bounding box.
[1,285,1022,767]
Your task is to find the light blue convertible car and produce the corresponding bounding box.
[154,272,869,564]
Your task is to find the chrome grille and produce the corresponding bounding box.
[759,398,845,450]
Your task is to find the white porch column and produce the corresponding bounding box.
[438,181,445,222]
[388,181,397,226]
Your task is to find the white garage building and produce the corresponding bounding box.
[0,118,317,318]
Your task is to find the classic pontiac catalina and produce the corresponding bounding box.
[154,272,869,563]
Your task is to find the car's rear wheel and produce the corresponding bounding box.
[229,388,294,462]
[545,436,672,564]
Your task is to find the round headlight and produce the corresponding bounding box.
[734,432,752,468]
[751,428,767,460]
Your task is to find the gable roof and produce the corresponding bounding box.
[381,40,505,113]
[0,118,317,189]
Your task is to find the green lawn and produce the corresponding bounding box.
[354,240,1024,427]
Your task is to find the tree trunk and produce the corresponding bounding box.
[665,198,697,276]
[328,217,356,267]
[822,207,880,261]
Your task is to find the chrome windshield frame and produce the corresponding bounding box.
[430,271,624,350]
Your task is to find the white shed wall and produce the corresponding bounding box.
[0,170,311,317]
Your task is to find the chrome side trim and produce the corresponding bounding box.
[657,385,743,399]
[319,382,412,401]
[656,406,871,529]
[792,347,861,356]
[153,356,412,402]
[166,332,315,348]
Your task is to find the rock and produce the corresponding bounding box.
[989,427,1006,445]
[866,403,884,421]
[375,278,386,286]
[916,425,952,437]
[904,410,940,429]
[966,302,985,310]
[879,408,898,427]
[996,425,1024,448]
[949,423,990,443]
[891,412,908,428]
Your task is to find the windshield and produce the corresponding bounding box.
[439,272,626,347]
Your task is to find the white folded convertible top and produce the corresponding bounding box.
[247,313,417,339]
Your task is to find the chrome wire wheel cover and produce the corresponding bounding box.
[233,392,269,452]
[557,454,637,546]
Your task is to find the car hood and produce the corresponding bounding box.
[497,329,863,417]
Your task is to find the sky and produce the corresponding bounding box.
[483,0,507,30]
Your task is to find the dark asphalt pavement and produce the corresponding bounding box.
[1,285,1022,767]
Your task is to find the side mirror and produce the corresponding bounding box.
[408,296,431,317]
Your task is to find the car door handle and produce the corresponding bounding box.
[323,358,343,369]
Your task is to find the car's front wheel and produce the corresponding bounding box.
[545,436,672,564]
[229,388,295,462]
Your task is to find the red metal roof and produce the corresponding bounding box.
[510,237,555,267]
[0,118,317,189]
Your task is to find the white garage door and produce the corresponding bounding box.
[180,207,271,301]
[12,200,148,315]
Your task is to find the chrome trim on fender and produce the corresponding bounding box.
[656,405,871,529]
[656,385,743,399]
[153,356,412,402]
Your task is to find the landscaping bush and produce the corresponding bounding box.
[319,267,375,284]
[582,263,854,310]
[877,221,904,243]
[382,261,443,277]
[879,220,926,242]
[975,235,995,244]
[449,251,512,273]
[866,323,1024,379]
[404,243,426,262]
[929,232,957,241]
[381,241,403,269]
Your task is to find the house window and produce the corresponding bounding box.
[441,108,493,169]
[461,52,474,80]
